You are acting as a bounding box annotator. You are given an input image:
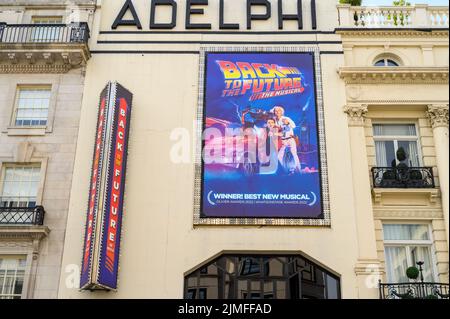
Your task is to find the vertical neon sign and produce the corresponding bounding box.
[80,82,133,291]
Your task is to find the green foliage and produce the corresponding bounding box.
[339,0,362,5]
[396,147,407,162]
[425,294,439,299]
[393,0,411,6]
[391,0,412,26]
[406,266,420,280]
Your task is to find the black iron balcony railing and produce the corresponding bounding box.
[379,282,450,299]
[0,206,45,225]
[371,167,435,189]
[0,22,89,44]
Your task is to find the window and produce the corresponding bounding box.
[31,16,63,42]
[383,224,436,283]
[0,256,26,299]
[374,58,400,67]
[185,254,341,299]
[187,288,207,299]
[13,86,51,127]
[373,124,421,167]
[240,257,269,276]
[0,165,41,208]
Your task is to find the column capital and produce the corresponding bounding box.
[427,104,449,129]
[343,104,368,127]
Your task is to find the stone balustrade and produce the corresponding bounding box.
[337,4,449,28]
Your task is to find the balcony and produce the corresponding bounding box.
[379,282,449,299]
[0,22,90,73]
[0,206,45,226]
[372,167,435,189]
[337,4,449,29]
[0,205,49,251]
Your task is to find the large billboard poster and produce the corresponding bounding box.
[200,51,325,221]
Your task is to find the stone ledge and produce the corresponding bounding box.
[4,126,47,136]
[373,208,444,219]
[0,225,50,241]
[372,187,441,206]
[339,66,449,84]
[0,44,90,74]
[336,29,449,38]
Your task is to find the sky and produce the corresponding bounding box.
[363,0,449,5]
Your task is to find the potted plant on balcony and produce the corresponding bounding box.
[339,0,362,4]
[395,147,424,186]
[392,0,412,26]
[339,0,363,26]
[406,266,420,281]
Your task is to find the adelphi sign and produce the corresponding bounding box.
[112,0,318,30]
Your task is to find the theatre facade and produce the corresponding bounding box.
[43,0,449,299]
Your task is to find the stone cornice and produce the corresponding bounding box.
[336,28,449,38]
[427,104,449,128]
[0,226,50,242]
[0,64,72,73]
[373,209,444,219]
[339,66,449,84]
[372,188,441,205]
[0,42,91,74]
[0,43,91,62]
[343,104,368,127]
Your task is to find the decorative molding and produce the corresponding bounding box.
[427,104,449,129]
[0,226,50,243]
[0,43,90,74]
[0,63,72,74]
[0,241,33,249]
[372,188,440,205]
[336,29,449,38]
[339,67,449,84]
[349,99,448,105]
[373,209,444,219]
[343,103,368,126]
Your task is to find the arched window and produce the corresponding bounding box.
[184,254,341,299]
[373,56,401,67]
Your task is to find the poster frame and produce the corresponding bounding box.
[193,46,331,227]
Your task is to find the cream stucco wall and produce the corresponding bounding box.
[55,0,449,299]
[340,28,449,287]
[58,49,374,298]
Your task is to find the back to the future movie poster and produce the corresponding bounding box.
[201,52,324,219]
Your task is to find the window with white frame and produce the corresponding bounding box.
[383,224,436,283]
[31,16,63,42]
[0,256,26,299]
[13,86,51,127]
[0,165,41,208]
[373,124,422,167]
[374,58,400,67]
